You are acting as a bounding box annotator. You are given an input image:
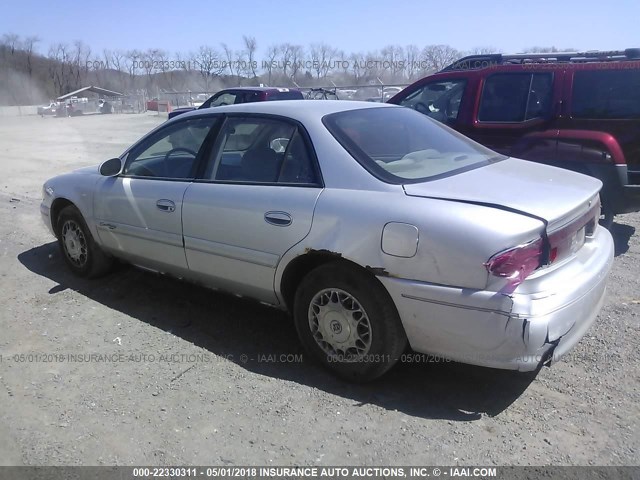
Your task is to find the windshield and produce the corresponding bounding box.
[323,107,504,182]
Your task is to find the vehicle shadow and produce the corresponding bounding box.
[18,242,538,421]
[609,221,635,256]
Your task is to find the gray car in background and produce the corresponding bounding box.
[40,101,614,381]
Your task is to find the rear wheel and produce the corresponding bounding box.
[293,262,407,382]
[57,205,113,278]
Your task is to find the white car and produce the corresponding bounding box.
[41,101,614,381]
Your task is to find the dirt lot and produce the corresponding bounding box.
[0,113,638,466]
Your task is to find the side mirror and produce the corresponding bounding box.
[99,157,122,177]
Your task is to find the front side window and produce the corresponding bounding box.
[204,116,319,184]
[398,79,467,124]
[479,73,553,122]
[324,107,504,182]
[124,117,216,179]
[572,70,640,119]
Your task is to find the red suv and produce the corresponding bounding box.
[388,49,640,226]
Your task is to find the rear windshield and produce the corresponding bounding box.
[323,107,504,182]
[266,91,304,100]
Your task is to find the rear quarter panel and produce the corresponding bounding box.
[275,188,545,292]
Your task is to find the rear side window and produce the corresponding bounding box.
[204,116,319,185]
[266,91,304,100]
[479,73,553,122]
[572,70,640,119]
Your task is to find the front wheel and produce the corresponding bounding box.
[57,205,113,278]
[293,262,407,382]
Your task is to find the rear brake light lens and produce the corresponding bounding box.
[485,238,544,287]
[486,197,600,289]
[547,198,599,262]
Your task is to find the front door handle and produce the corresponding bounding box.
[156,199,176,212]
[264,211,292,226]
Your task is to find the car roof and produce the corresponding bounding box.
[440,49,640,72]
[173,100,397,124]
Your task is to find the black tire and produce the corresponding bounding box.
[56,205,113,278]
[293,261,407,382]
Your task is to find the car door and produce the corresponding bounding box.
[465,70,561,159]
[94,116,219,275]
[182,115,323,304]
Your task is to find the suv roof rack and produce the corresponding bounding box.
[441,48,640,72]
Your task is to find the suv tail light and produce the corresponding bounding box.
[484,238,544,288]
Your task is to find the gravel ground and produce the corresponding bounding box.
[0,114,638,466]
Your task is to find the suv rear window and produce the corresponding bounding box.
[323,107,504,183]
[571,70,640,119]
[479,73,553,122]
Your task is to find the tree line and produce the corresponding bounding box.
[0,33,573,105]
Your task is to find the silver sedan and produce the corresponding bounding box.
[40,100,614,381]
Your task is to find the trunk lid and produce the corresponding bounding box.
[403,158,602,231]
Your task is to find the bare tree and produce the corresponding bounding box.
[221,43,235,78]
[195,45,224,91]
[310,43,336,81]
[349,52,364,83]
[279,43,293,79]
[2,33,21,55]
[125,50,142,90]
[0,36,526,107]
[108,50,125,74]
[105,50,123,90]
[421,44,461,73]
[289,44,304,82]
[154,49,172,90]
[234,49,249,85]
[23,36,39,76]
[337,50,349,82]
[263,44,280,85]
[381,44,404,82]
[89,52,105,85]
[523,46,577,53]
[469,46,500,55]
[141,48,162,89]
[72,40,91,87]
[405,44,420,81]
[243,35,258,79]
[48,43,71,96]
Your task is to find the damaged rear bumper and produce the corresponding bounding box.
[379,226,614,372]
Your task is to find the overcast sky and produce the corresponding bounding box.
[1,0,636,55]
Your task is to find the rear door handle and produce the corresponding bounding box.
[156,199,176,212]
[264,211,292,226]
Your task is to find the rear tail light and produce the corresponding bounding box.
[484,238,544,288]
[485,197,600,289]
[548,197,600,263]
